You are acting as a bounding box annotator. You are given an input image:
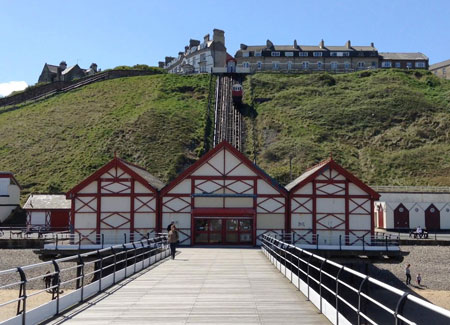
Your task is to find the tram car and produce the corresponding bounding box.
[232,83,243,104]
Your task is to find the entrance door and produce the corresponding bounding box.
[394,204,409,229]
[425,204,440,230]
[194,218,253,245]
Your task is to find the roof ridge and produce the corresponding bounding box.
[304,157,332,172]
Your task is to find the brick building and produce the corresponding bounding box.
[429,59,450,79]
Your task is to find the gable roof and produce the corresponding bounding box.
[160,141,287,197]
[429,59,450,70]
[286,158,379,199]
[0,171,22,189]
[23,194,71,210]
[379,52,428,60]
[66,157,165,197]
[45,64,59,74]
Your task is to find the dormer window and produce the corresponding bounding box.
[313,52,323,57]
[255,51,262,57]
[285,52,294,57]
[271,51,280,57]
[299,52,309,57]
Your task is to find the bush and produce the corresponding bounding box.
[113,64,166,74]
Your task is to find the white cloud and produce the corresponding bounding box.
[0,81,28,97]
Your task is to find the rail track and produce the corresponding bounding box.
[213,75,243,150]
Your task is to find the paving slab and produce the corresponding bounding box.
[49,248,329,324]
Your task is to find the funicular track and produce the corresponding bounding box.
[213,75,243,151]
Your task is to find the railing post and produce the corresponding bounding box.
[124,233,127,244]
[319,259,327,313]
[51,260,61,314]
[132,243,137,274]
[56,235,59,250]
[394,292,409,325]
[357,276,369,325]
[335,266,344,325]
[78,233,81,252]
[111,247,116,284]
[306,254,313,301]
[339,235,342,250]
[97,250,103,292]
[123,244,128,278]
[16,267,27,325]
[101,233,104,249]
[147,238,152,264]
[385,236,388,252]
[363,235,365,251]
[316,234,320,250]
[140,240,145,269]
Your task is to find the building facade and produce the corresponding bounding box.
[0,172,21,223]
[374,190,450,231]
[23,194,71,230]
[38,61,98,83]
[286,158,380,246]
[429,59,450,79]
[234,39,380,73]
[379,53,428,70]
[66,157,165,244]
[162,29,227,74]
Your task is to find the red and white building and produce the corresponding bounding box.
[286,158,380,246]
[23,194,71,230]
[66,157,165,244]
[160,141,288,246]
[0,172,21,223]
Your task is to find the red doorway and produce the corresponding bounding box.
[193,217,253,245]
[425,204,440,230]
[377,205,384,228]
[394,204,409,229]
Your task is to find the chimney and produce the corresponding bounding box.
[165,56,174,65]
[240,43,248,50]
[294,39,298,49]
[213,29,225,45]
[204,34,210,42]
[59,61,67,70]
[184,46,189,53]
[178,52,184,57]
[319,39,324,49]
[370,42,375,48]
[90,63,98,72]
[189,39,200,48]
[158,61,165,68]
[346,40,351,49]
[266,39,274,49]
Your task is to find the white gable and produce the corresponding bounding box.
[224,149,256,176]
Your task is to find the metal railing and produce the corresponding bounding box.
[275,232,399,251]
[261,234,450,325]
[0,235,169,325]
[371,185,450,193]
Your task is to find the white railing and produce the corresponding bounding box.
[0,235,169,324]
[261,234,450,325]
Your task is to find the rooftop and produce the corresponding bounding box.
[23,194,71,210]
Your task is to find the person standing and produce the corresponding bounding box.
[167,221,174,232]
[405,264,411,285]
[417,273,422,286]
[168,224,179,260]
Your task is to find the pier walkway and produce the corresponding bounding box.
[49,248,328,324]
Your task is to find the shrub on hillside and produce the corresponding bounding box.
[113,64,166,74]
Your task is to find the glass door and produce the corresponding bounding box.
[194,218,222,244]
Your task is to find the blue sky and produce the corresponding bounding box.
[0,0,449,95]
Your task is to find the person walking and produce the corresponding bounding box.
[167,221,174,232]
[405,264,411,285]
[168,224,179,260]
[417,273,422,286]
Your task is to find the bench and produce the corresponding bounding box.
[409,230,428,239]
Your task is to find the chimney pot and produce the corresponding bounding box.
[346,40,351,49]
[319,39,325,49]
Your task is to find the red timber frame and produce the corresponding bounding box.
[26,209,70,230]
[289,158,380,245]
[160,141,288,246]
[66,157,161,244]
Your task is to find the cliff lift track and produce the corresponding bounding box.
[213,75,243,151]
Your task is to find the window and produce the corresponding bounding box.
[381,61,392,68]
[257,61,262,70]
[395,62,401,68]
[287,61,292,70]
[255,51,262,57]
[271,51,280,57]
[302,61,309,69]
[415,61,426,68]
[299,52,309,57]
[200,65,206,73]
[330,52,338,57]
[406,62,413,69]
[344,62,350,70]
[243,52,250,57]
[243,62,250,68]
[200,54,206,62]
[358,61,365,68]
[285,52,294,57]
[317,62,323,70]
[343,52,350,57]
[272,61,279,70]
[330,62,338,70]
[313,52,323,57]
[0,179,9,196]
[443,67,446,75]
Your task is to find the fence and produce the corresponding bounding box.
[0,235,169,325]
[261,234,450,324]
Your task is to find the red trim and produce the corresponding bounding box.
[312,180,317,239]
[0,173,22,189]
[192,208,255,216]
[96,180,101,239]
[160,141,287,197]
[345,179,349,244]
[289,159,379,200]
[130,179,135,241]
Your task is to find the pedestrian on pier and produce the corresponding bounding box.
[405,264,411,285]
[417,273,422,286]
[167,221,174,232]
[168,224,179,260]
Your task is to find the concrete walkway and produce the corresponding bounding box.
[50,248,329,324]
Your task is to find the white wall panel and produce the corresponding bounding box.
[163,213,191,228]
[78,181,97,194]
[257,179,279,195]
[291,214,312,229]
[74,213,96,228]
[100,213,130,228]
[317,198,345,213]
[225,197,253,208]
[134,197,156,212]
[349,214,371,229]
[101,197,130,212]
[134,213,155,228]
[169,179,191,194]
[257,213,284,229]
[257,197,284,213]
[348,183,367,195]
[163,197,191,212]
[294,183,312,195]
[75,197,97,212]
[194,197,222,208]
[31,211,46,225]
[134,182,152,194]
[101,182,131,194]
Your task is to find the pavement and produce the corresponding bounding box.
[48,248,329,324]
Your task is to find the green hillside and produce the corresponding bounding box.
[242,69,450,186]
[0,74,212,199]
[1,70,450,202]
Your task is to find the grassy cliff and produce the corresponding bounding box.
[242,69,450,186]
[0,74,212,199]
